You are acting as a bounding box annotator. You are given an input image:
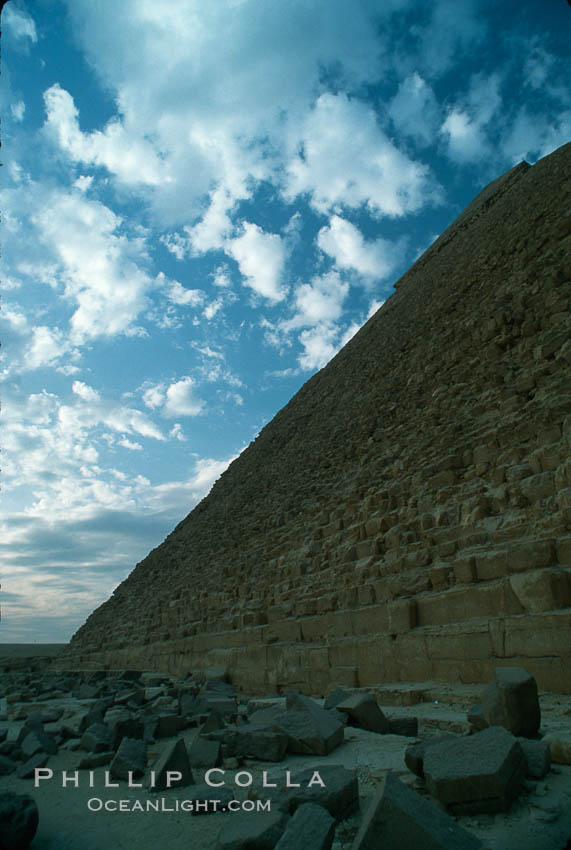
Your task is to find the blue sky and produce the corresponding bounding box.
[1,0,569,643]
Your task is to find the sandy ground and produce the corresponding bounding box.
[1,653,570,849]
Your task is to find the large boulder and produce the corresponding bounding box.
[404,734,455,778]
[335,694,389,734]
[0,793,39,850]
[275,802,335,850]
[423,726,526,814]
[110,737,147,780]
[481,667,540,737]
[352,772,482,850]
[148,738,193,791]
[274,693,344,755]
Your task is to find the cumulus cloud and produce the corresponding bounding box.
[43,84,167,187]
[226,222,287,302]
[164,377,205,417]
[317,216,402,280]
[31,189,156,343]
[285,93,437,217]
[440,74,502,164]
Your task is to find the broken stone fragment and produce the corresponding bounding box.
[352,772,482,850]
[481,667,540,737]
[404,734,455,778]
[387,716,418,737]
[273,694,344,755]
[188,736,221,768]
[20,731,58,758]
[518,738,551,778]
[336,694,389,734]
[16,753,49,779]
[275,802,335,850]
[147,737,193,791]
[79,723,111,753]
[110,737,147,781]
[423,725,526,814]
[323,689,351,711]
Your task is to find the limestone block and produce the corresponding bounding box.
[388,599,417,634]
[336,694,389,733]
[352,772,482,850]
[473,549,508,581]
[149,738,194,791]
[481,667,540,737]
[423,726,526,814]
[509,568,571,612]
[275,803,335,850]
[506,539,553,573]
[543,734,571,765]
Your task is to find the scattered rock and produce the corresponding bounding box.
[543,734,571,765]
[336,694,389,734]
[387,716,418,737]
[79,723,111,753]
[467,703,488,732]
[20,731,58,758]
[110,737,147,780]
[352,772,482,850]
[275,802,335,850]
[423,726,526,814]
[76,752,114,769]
[0,792,39,850]
[323,689,351,711]
[404,734,455,778]
[274,693,344,755]
[17,753,49,779]
[189,736,221,768]
[481,667,540,737]
[518,738,551,778]
[148,738,193,791]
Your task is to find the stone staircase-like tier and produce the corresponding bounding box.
[60,142,571,694]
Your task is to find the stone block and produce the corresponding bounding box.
[481,667,540,737]
[79,723,111,753]
[110,737,147,781]
[388,599,417,634]
[352,772,482,850]
[20,731,58,758]
[387,716,418,737]
[405,734,455,778]
[188,736,221,768]
[467,704,488,732]
[543,734,571,765]
[518,738,551,778]
[275,802,335,850]
[274,694,344,755]
[336,694,389,733]
[509,568,571,613]
[323,689,351,711]
[423,726,526,814]
[148,738,193,791]
[16,753,49,780]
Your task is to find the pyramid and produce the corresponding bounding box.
[61,142,571,694]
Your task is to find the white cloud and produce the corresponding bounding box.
[43,84,167,187]
[440,74,502,164]
[31,189,156,343]
[3,5,37,43]
[164,377,205,417]
[117,437,143,451]
[165,278,205,307]
[298,326,339,371]
[11,100,26,122]
[440,110,486,163]
[226,222,287,302]
[388,73,440,146]
[501,108,571,165]
[143,384,165,409]
[285,93,437,217]
[286,271,349,330]
[317,216,401,280]
[187,185,236,254]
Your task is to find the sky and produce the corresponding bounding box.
[1,0,570,643]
